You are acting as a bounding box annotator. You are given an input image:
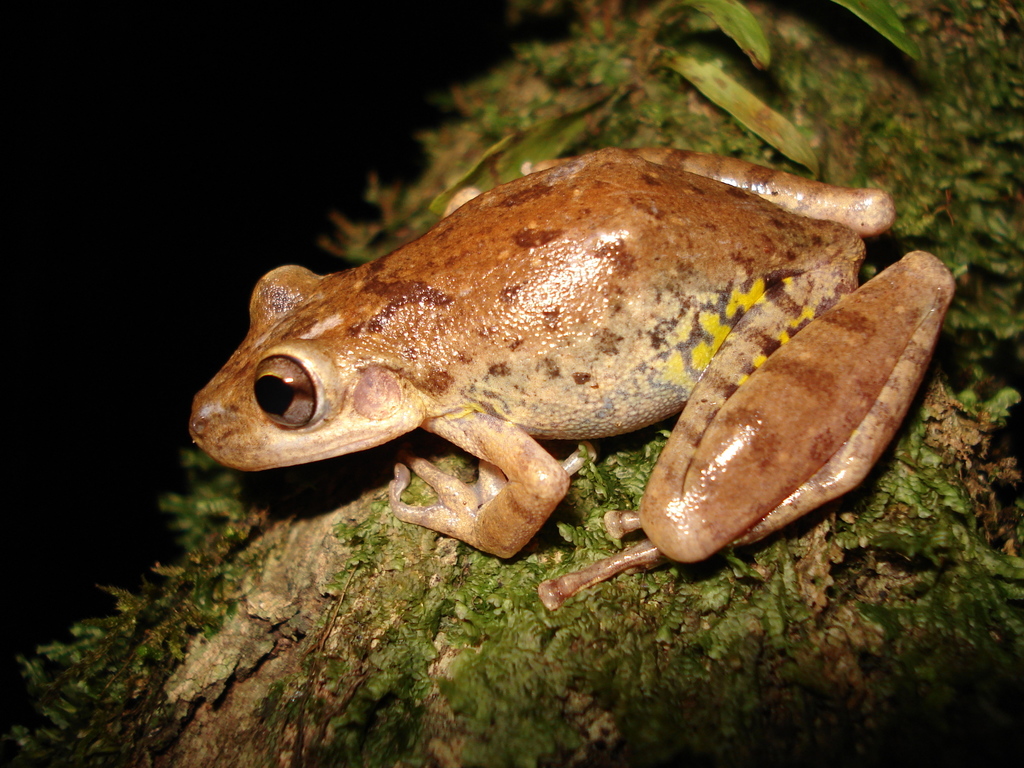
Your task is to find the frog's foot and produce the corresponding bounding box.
[389,450,507,537]
[538,539,664,610]
[603,509,641,539]
[389,441,594,544]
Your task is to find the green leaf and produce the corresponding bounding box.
[429,97,609,215]
[685,0,771,69]
[666,54,819,174]
[830,0,922,58]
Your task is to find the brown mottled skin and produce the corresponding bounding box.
[190,148,954,608]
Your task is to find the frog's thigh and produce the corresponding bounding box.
[393,411,569,558]
[642,251,954,562]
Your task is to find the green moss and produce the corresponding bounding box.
[7,453,258,766]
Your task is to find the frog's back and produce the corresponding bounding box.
[323,149,864,439]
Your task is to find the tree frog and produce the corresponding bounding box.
[190,148,954,609]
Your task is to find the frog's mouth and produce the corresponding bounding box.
[189,394,423,472]
[190,356,426,472]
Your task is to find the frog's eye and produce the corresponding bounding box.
[254,355,319,427]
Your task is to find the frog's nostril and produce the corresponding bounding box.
[189,410,209,438]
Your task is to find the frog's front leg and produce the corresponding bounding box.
[540,251,954,609]
[389,411,570,558]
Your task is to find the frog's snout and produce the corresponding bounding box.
[189,406,209,442]
[188,398,221,443]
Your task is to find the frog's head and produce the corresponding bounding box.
[190,265,426,471]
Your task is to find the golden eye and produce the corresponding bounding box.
[254,356,318,427]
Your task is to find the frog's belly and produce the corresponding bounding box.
[442,276,715,438]
[464,369,692,440]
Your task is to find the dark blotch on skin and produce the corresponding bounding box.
[763,268,801,287]
[627,194,665,221]
[716,380,740,405]
[821,307,875,337]
[498,183,554,209]
[488,362,510,376]
[593,237,637,274]
[751,329,783,359]
[808,429,842,464]
[729,250,758,271]
[500,284,522,303]
[647,319,676,350]
[573,372,592,384]
[360,281,453,334]
[539,358,560,378]
[772,355,837,394]
[363,278,450,303]
[595,327,624,355]
[420,369,454,395]
[513,228,564,249]
[769,285,804,317]
[364,258,387,276]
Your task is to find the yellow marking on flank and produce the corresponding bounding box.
[789,306,816,327]
[664,350,695,388]
[725,278,766,318]
[691,341,714,371]
[451,403,486,419]
[700,312,731,349]
[687,311,734,372]
[737,373,749,386]
[778,330,791,345]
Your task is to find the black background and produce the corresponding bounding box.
[6,1,561,738]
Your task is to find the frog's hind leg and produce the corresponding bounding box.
[538,539,663,610]
[642,251,954,563]
[537,252,953,609]
[733,252,955,546]
[535,252,859,608]
[633,147,896,237]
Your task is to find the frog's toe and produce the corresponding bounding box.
[390,461,412,497]
[388,462,432,522]
[389,451,505,535]
[538,539,664,610]
[604,509,641,539]
[561,441,597,475]
[475,460,507,506]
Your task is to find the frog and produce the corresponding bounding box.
[189,147,955,609]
